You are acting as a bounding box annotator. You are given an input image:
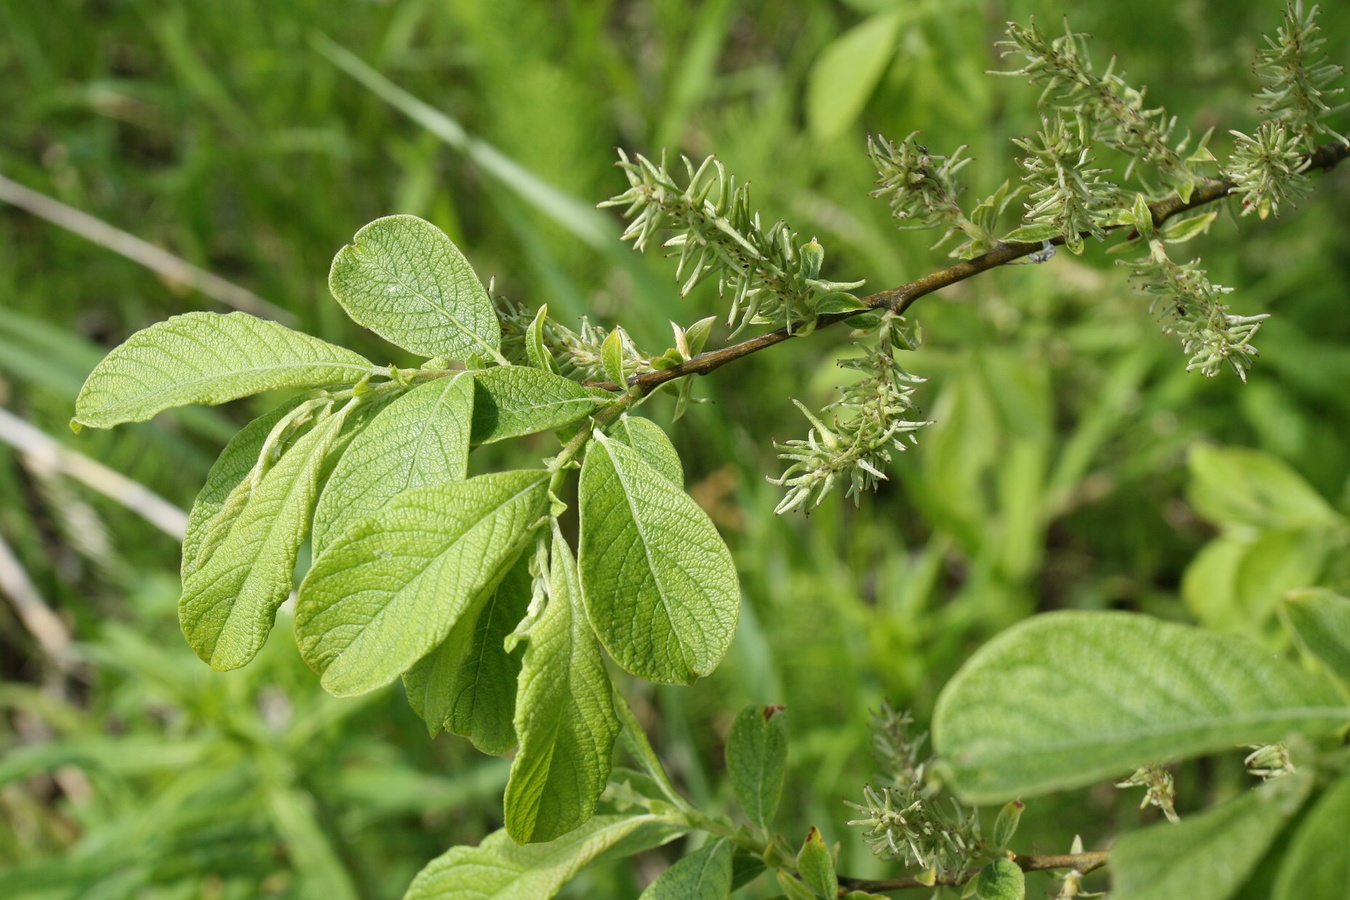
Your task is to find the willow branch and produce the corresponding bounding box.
[836,848,1111,894]
[594,133,1350,396]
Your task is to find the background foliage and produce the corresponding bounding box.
[2,0,1348,896]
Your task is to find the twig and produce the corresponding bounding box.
[0,530,74,670]
[0,406,188,541]
[0,173,293,324]
[590,133,1350,395]
[837,848,1111,893]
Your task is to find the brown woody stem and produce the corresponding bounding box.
[592,133,1349,396]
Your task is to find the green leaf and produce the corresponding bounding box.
[1187,445,1341,531]
[991,800,1024,852]
[402,555,532,753]
[312,373,473,554]
[504,525,620,844]
[578,433,739,684]
[1112,771,1312,900]
[726,705,788,833]
[795,827,837,900]
[931,611,1349,804]
[181,402,353,670]
[265,781,360,900]
[403,814,685,900]
[1185,530,1327,636]
[526,305,556,373]
[72,311,373,430]
[639,837,733,900]
[805,10,904,142]
[1283,588,1350,685]
[811,292,869,315]
[181,397,305,583]
[470,365,613,444]
[682,316,716,357]
[1001,223,1062,244]
[1129,192,1156,241]
[329,215,500,360]
[295,469,549,696]
[974,858,1026,900]
[1181,535,1247,631]
[602,328,626,387]
[609,415,684,486]
[1160,211,1218,243]
[1273,773,1350,900]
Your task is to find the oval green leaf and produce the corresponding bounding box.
[805,10,904,143]
[404,815,685,900]
[932,611,1349,804]
[504,525,620,844]
[796,826,837,900]
[181,402,353,671]
[610,415,683,487]
[329,215,501,360]
[312,373,474,554]
[72,311,373,430]
[578,433,739,684]
[1187,444,1341,531]
[1112,772,1312,900]
[1283,588,1350,686]
[181,397,305,582]
[1273,773,1350,900]
[403,554,532,754]
[639,838,733,900]
[726,705,787,833]
[470,366,614,444]
[296,469,549,696]
[974,858,1025,900]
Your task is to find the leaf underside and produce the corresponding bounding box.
[504,526,620,844]
[181,403,352,671]
[403,554,533,754]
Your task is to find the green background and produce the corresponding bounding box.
[2,0,1348,895]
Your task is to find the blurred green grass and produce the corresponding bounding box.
[2,0,1349,895]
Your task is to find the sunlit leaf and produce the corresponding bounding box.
[312,373,473,553]
[609,415,683,487]
[932,611,1348,803]
[329,215,500,360]
[296,469,549,696]
[470,365,613,444]
[181,397,304,582]
[578,434,738,684]
[404,814,685,900]
[72,311,372,430]
[181,402,353,670]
